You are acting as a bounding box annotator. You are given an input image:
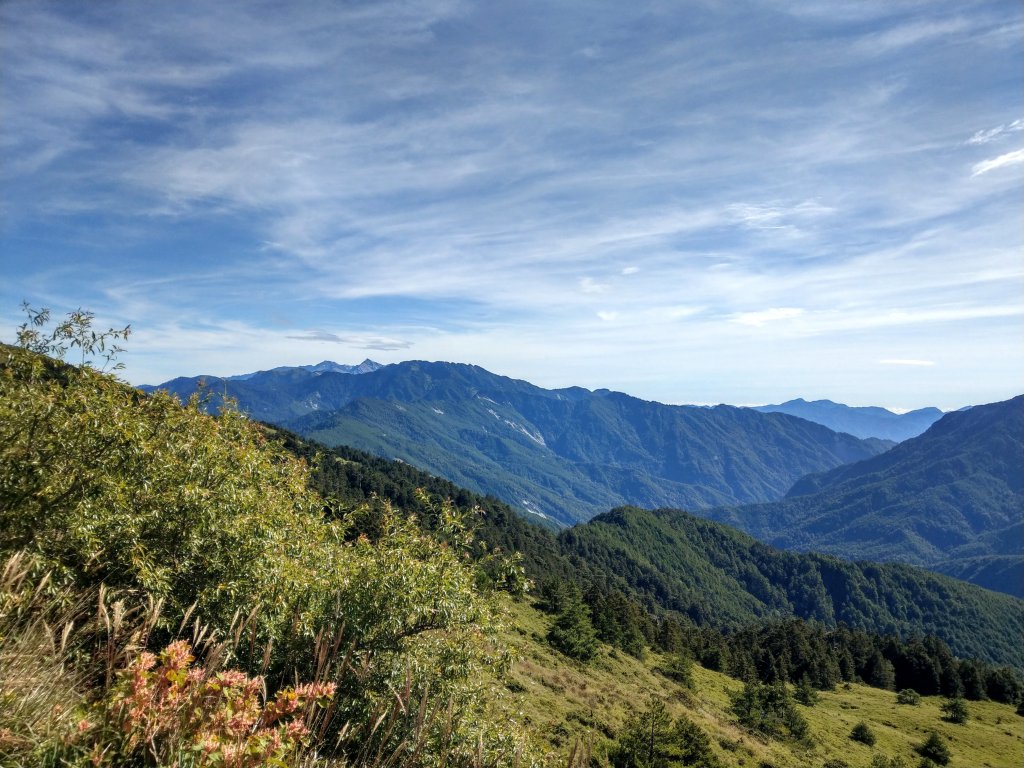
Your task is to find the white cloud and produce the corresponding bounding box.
[878,359,935,366]
[730,307,805,327]
[2,1,1022,409]
[579,277,610,294]
[854,17,973,54]
[967,118,1024,145]
[971,148,1024,176]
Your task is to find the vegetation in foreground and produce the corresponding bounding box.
[1,309,535,767]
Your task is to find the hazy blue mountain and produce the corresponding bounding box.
[709,395,1024,597]
[752,398,944,441]
[144,360,888,527]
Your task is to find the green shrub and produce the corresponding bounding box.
[850,721,876,746]
[0,316,535,766]
[662,650,696,688]
[794,676,819,706]
[915,731,951,765]
[896,688,921,705]
[940,696,968,724]
[611,698,720,768]
[548,590,599,661]
[730,680,808,740]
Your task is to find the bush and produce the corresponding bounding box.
[0,318,536,766]
[80,640,333,768]
[611,699,720,768]
[662,650,696,688]
[940,697,968,724]
[896,688,921,705]
[548,590,599,661]
[915,732,951,765]
[850,721,876,746]
[823,760,850,768]
[730,680,808,740]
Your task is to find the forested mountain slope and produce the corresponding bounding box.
[708,396,1024,597]
[146,361,888,526]
[276,429,1024,669]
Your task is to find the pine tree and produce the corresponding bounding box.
[548,589,599,661]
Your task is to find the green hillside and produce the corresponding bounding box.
[708,396,1024,597]
[273,428,1024,671]
[500,598,1024,767]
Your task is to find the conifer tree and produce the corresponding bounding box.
[548,588,599,661]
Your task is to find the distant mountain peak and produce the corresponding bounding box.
[225,359,384,381]
[752,398,944,441]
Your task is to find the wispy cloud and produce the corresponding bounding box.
[967,118,1024,145]
[971,148,1024,176]
[1,0,1021,408]
[286,331,413,350]
[879,359,935,366]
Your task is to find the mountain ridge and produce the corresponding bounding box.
[708,395,1024,597]
[752,397,944,441]
[143,360,890,526]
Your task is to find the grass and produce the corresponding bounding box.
[497,597,1024,767]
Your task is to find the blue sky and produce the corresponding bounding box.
[1,0,1021,410]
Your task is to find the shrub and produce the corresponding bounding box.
[729,680,808,740]
[662,650,696,688]
[871,756,908,768]
[850,721,876,746]
[794,676,819,706]
[81,640,333,768]
[611,699,720,768]
[915,731,951,765]
[548,591,599,661]
[940,697,968,724]
[0,319,536,766]
[896,688,921,705]
[823,760,850,768]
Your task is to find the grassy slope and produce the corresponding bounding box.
[499,599,1024,768]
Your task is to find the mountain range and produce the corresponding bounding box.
[144,361,890,526]
[752,398,944,442]
[144,360,1024,599]
[709,395,1024,598]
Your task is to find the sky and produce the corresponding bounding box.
[1,0,1022,411]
